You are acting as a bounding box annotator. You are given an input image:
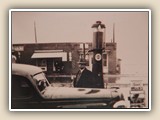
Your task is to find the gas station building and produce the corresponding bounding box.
[12,42,121,75]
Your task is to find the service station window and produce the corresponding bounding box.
[41,59,47,66]
[103,54,107,66]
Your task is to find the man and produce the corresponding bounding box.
[73,58,104,88]
[12,50,17,63]
[12,55,17,63]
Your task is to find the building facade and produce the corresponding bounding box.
[12,42,120,75]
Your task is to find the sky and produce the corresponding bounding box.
[11,10,149,75]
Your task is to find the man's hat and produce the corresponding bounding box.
[77,58,87,65]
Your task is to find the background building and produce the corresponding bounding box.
[12,42,121,76]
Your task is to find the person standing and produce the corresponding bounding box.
[73,58,104,88]
[12,50,17,63]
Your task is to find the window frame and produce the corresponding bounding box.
[11,75,34,100]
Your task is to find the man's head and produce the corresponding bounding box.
[77,59,87,70]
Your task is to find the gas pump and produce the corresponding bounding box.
[89,21,105,88]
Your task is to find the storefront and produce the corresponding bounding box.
[12,42,120,75]
[31,50,67,74]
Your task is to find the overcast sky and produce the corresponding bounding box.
[11,10,149,74]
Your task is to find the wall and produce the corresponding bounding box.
[13,42,118,75]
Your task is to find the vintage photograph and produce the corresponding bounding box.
[9,9,151,111]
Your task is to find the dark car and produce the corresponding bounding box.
[11,63,127,109]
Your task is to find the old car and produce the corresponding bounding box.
[11,63,127,109]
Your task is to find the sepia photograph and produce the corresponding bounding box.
[9,9,151,111]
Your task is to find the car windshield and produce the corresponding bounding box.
[33,72,50,92]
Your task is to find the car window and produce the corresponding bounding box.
[33,73,50,92]
[12,75,33,99]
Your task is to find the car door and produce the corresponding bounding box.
[11,75,42,109]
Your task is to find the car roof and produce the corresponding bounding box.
[12,63,43,76]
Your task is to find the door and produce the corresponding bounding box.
[11,75,39,109]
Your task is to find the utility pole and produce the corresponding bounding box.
[34,21,38,43]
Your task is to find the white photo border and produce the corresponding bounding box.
[9,9,151,111]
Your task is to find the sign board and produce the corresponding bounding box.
[14,46,24,51]
[95,53,102,61]
[130,80,143,91]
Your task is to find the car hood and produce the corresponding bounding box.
[42,86,122,99]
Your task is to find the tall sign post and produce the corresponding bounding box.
[89,21,105,88]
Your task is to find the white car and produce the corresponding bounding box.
[11,63,126,109]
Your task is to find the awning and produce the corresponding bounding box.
[31,52,67,61]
